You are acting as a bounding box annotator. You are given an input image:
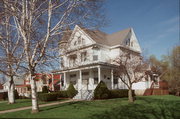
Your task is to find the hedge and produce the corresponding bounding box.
[38,92,58,102]
[93,81,136,99]
[42,86,49,93]
[56,91,69,98]
[110,89,135,98]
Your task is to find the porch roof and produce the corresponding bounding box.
[52,62,118,73]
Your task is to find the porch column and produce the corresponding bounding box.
[59,74,62,91]
[51,73,54,91]
[89,69,94,90]
[111,69,114,89]
[79,70,82,91]
[118,78,121,89]
[64,72,66,89]
[98,67,101,83]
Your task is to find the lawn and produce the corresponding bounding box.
[0,95,179,119]
[0,98,67,111]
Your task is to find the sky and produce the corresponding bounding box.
[101,0,180,59]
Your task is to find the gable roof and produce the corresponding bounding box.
[81,27,131,46]
[60,25,132,47]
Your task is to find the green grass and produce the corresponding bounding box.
[0,98,67,111]
[0,95,180,119]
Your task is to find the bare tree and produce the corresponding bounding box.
[1,0,106,113]
[114,51,148,102]
[0,9,24,104]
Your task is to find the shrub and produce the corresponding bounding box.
[67,83,78,98]
[14,89,19,99]
[2,92,8,100]
[42,86,49,93]
[38,92,58,102]
[94,81,110,99]
[56,91,69,98]
[110,89,135,99]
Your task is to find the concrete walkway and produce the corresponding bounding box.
[0,99,80,114]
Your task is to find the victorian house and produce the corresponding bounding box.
[55,25,156,99]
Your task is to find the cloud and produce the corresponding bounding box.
[161,16,179,25]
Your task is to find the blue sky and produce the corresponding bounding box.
[101,0,179,59]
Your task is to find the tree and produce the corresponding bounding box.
[0,8,24,104]
[148,46,180,95]
[114,52,148,102]
[1,0,106,113]
[168,46,180,95]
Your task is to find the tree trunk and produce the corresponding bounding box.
[8,79,15,104]
[30,75,39,113]
[128,88,134,103]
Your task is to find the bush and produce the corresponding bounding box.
[2,92,8,100]
[42,86,49,93]
[14,89,19,99]
[56,91,69,98]
[38,92,58,102]
[94,81,110,99]
[110,89,135,99]
[0,90,19,100]
[67,83,78,98]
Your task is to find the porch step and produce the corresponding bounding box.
[73,90,94,100]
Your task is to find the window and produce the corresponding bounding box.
[131,42,133,47]
[81,52,87,62]
[70,74,76,78]
[60,57,64,68]
[113,77,118,84]
[78,37,81,44]
[82,38,85,44]
[69,54,77,66]
[82,72,89,75]
[93,47,99,61]
[125,39,130,46]
[93,55,98,61]
[94,78,98,84]
[74,41,77,46]
[70,80,76,85]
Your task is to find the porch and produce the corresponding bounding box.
[59,64,124,91]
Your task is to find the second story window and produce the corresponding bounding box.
[81,52,87,62]
[93,55,98,61]
[60,57,64,68]
[69,54,77,66]
[93,47,99,61]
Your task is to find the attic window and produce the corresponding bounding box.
[126,39,130,46]
[82,38,85,44]
[78,36,81,44]
[74,41,77,46]
[131,42,133,47]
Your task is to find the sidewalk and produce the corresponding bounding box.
[0,99,80,114]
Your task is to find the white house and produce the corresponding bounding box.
[55,25,156,99]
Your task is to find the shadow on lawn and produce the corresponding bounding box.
[89,97,180,119]
[39,101,82,111]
